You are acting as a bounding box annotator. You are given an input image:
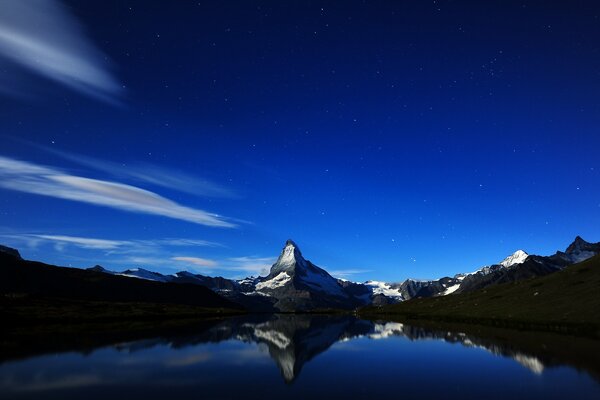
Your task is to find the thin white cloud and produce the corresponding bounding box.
[0,156,236,227]
[172,256,217,268]
[0,0,122,102]
[2,233,222,253]
[144,238,223,248]
[328,269,373,279]
[32,235,127,250]
[1,231,281,279]
[225,256,276,276]
[36,146,237,198]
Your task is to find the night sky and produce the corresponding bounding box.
[1,1,599,282]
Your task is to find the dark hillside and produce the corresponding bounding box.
[0,248,242,316]
[363,254,600,335]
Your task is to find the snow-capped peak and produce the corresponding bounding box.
[499,250,529,267]
[270,239,308,274]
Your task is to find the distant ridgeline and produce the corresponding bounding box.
[1,237,599,313]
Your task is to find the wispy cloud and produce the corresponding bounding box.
[328,269,373,279]
[3,233,221,252]
[0,0,122,103]
[36,146,237,198]
[167,255,275,276]
[32,235,127,250]
[146,238,222,247]
[1,231,276,277]
[172,256,217,268]
[0,156,236,227]
[225,256,276,276]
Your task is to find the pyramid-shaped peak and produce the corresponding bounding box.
[566,236,592,253]
[573,235,587,244]
[267,240,308,276]
[279,239,304,262]
[285,239,299,248]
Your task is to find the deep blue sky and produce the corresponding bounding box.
[0,0,599,282]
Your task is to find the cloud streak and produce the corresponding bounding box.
[0,156,236,227]
[0,0,122,102]
[172,256,218,268]
[1,231,278,278]
[225,256,276,276]
[37,146,237,198]
[32,235,127,250]
[2,233,222,252]
[328,269,373,279]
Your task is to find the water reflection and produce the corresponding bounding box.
[1,314,599,398]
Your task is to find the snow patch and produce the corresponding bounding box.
[254,328,291,349]
[442,283,460,295]
[301,268,346,297]
[365,281,404,299]
[242,291,271,297]
[513,354,545,374]
[256,272,291,290]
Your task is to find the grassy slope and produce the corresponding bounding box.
[362,254,600,335]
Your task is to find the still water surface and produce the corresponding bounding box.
[1,314,599,399]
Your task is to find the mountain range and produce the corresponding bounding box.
[2,236,596,312]
[88,236,600,310]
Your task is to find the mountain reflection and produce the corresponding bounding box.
[2,314,598,387]
[88,314,585,382]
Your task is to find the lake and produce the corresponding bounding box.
[1,314,599,399]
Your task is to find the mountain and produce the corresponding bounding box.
[91,237,596,309]
[2,236,599,312]
[363,253,600,335]
[500,249,529,267]
[0,246,242,314]
[390,238,600,300]
[120,267,173,282]
[246,240,369,311]
[558,235,600,263]
[83,240,373,311]
[454,238,600,295]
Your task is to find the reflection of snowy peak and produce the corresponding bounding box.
[120,315,554,382]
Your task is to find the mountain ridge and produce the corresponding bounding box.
[2,236,599,312]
